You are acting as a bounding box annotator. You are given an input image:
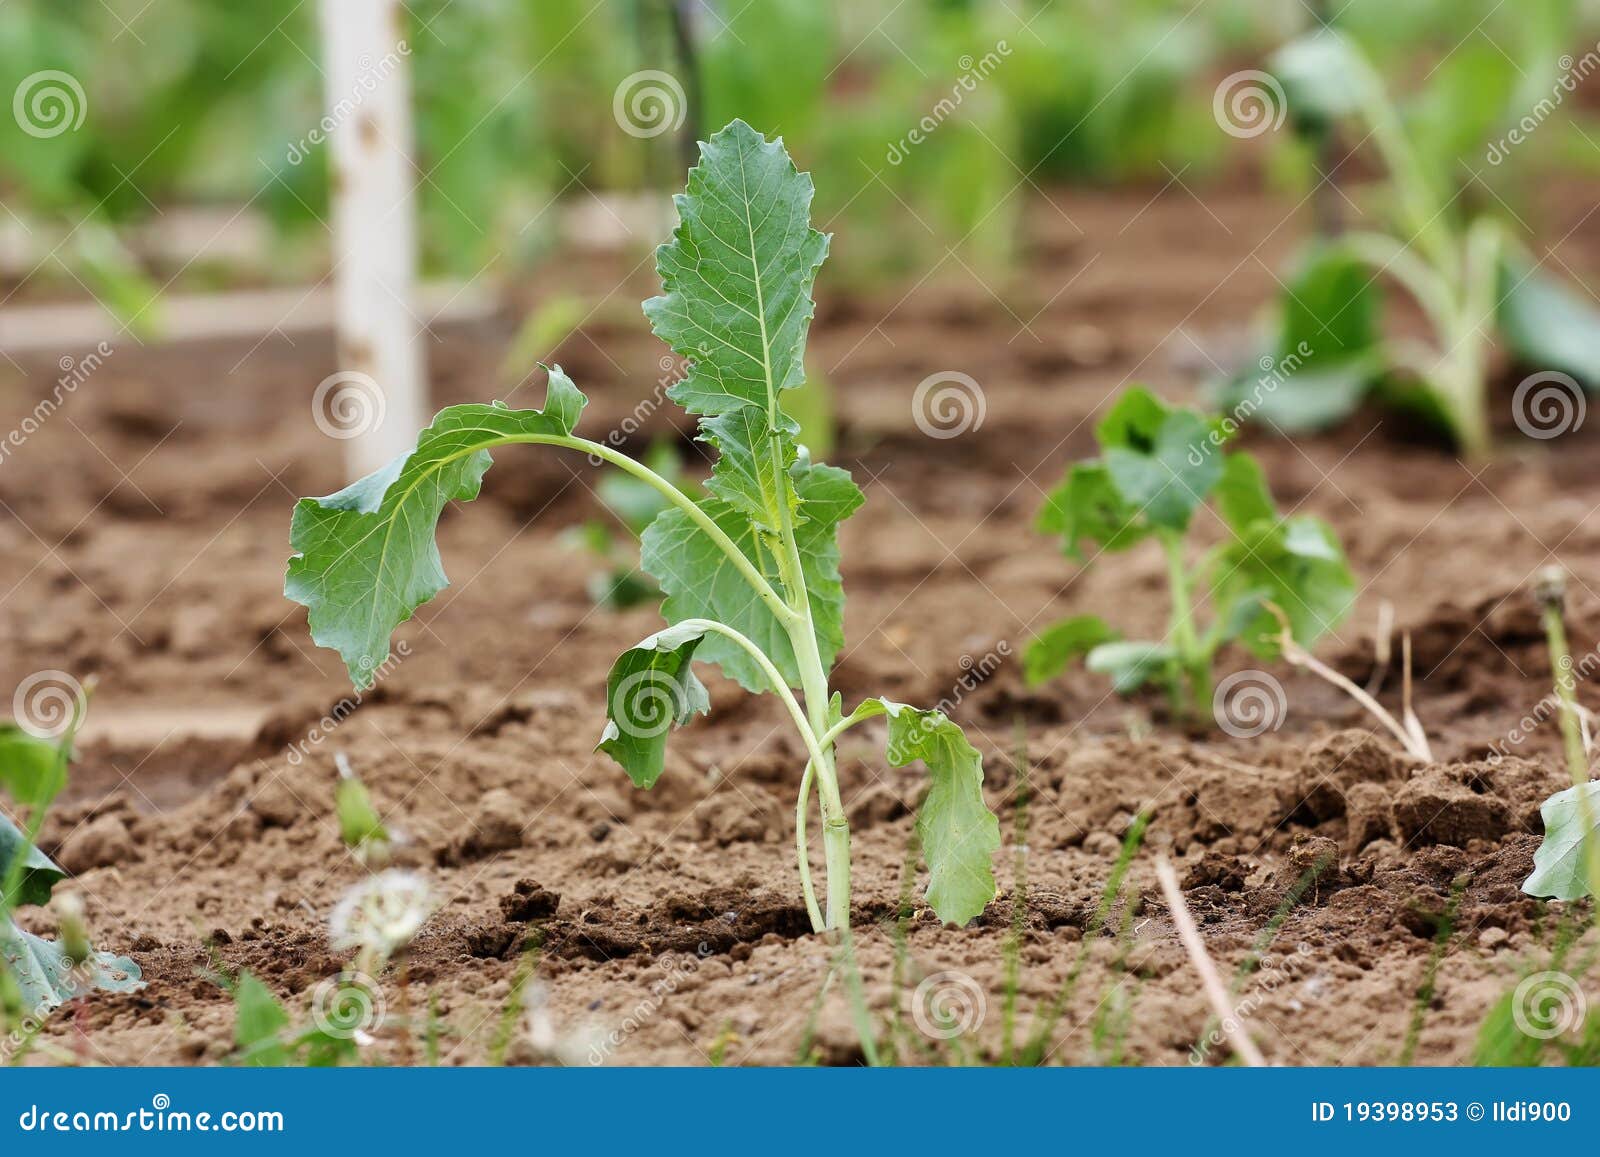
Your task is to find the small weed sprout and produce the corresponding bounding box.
[285,121,1000,933]
[1026,387,1355,724]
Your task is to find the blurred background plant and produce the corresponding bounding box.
[9,0,1600,317]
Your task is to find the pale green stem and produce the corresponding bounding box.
[794,759,823,932]
[1160,531,1210,720]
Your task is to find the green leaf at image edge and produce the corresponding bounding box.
[1523,781,1600,901]
[1023,616,1120,686]
[0,810,64,908]
[0,917,143,1015]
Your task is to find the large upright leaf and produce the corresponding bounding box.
[844,699,999,925]
[595,623,713,789]
[645,119,829,424]
[286,372,586,687]
[643,461,862,693]
[638,121,860,691]
[1523,782,1600,901]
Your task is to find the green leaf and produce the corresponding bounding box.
[1036,462,1148,561]
[0,724,68,810]
[0,810,64,908]
[1086,641,1176,693]
[645,119,829,423]
[1497,256,1600,388]
[1523,781,1600,901]
[845,699,999,924]
[1097,388,1225,531]
[1213,453,1277,533]
[285,371,586,687]
[1024,616,1120,686]
[0,916,142,1014]
[232,971,292,1067]
[595,623,713,788]
[1271,30,1367,136]
[1279,242,1382,365]
[1212,515,1355,657]
[642,461,862,693]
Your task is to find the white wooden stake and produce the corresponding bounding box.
[318,0,427,479]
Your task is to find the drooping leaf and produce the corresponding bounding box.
[1498,256,1600,388]
[1086,641,1177,693]
[1523,781,1600,901]
[596,623,713,788]
[1024,616,1121,686]
[1212,515,1355,657]
[643,461,863,693]
[844,699,999,924]
[0,810,64,908]
[1096,388,1225,531]
[0,916,142,1014]
[285,371,587,687]
[1036,462,1147,561]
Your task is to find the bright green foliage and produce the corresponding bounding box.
[1027,388,1355,721]
[1523,782,1600,901]
[286,122,998,930]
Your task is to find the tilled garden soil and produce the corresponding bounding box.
[3,184,1599,1066]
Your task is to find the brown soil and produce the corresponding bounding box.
[3,182,1599,1067]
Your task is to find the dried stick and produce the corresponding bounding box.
[1156,856,1266,1068]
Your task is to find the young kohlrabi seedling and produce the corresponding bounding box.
[285,121,999,933]
[1026,387,1356,723]
[1216,29,1600,459]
